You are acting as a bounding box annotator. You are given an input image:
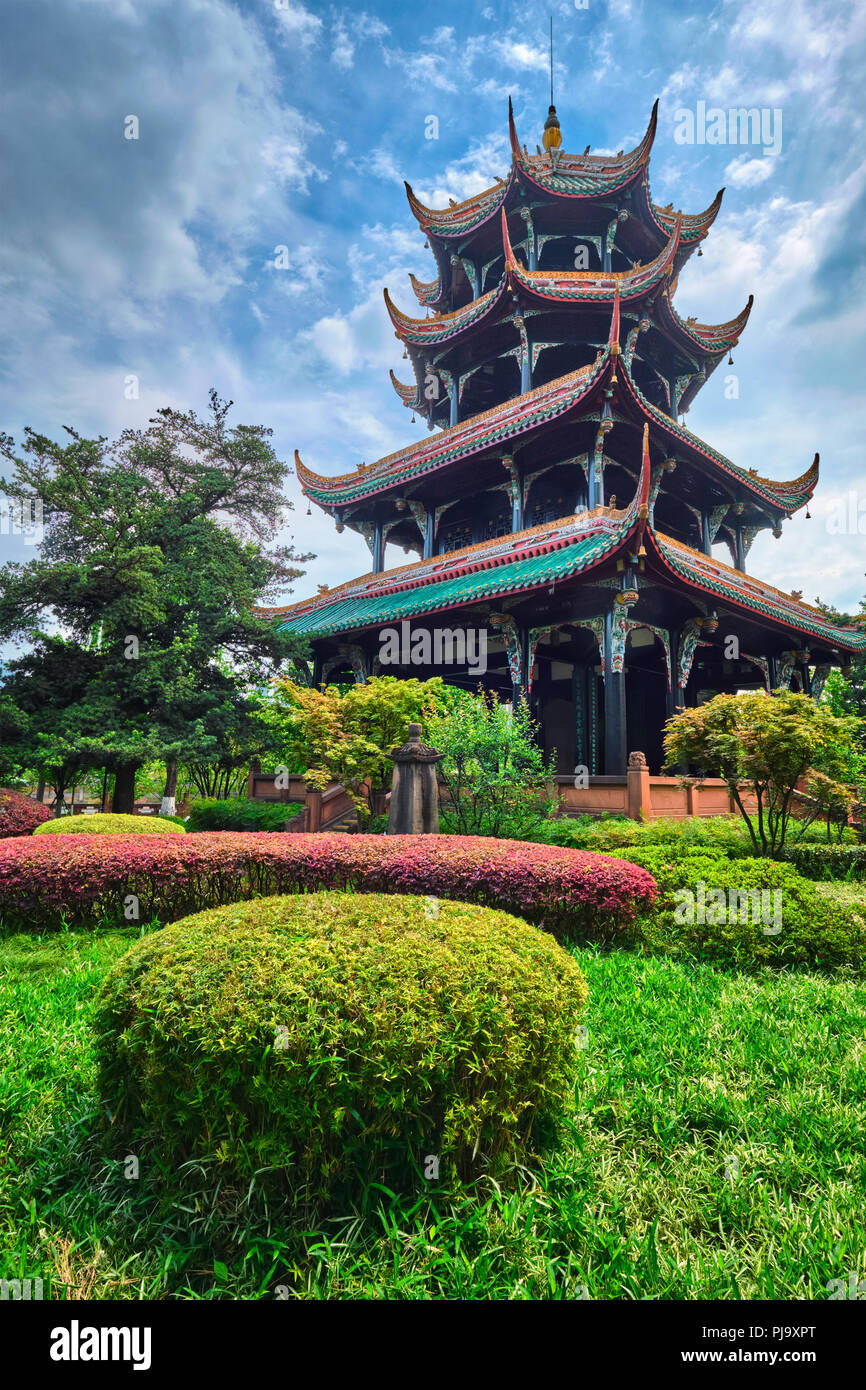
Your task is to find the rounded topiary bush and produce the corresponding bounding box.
[0,788,51,838]
[34,812,185,836]
[94,892,589,1198]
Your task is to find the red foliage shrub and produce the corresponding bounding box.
[0,832,655,938]
[0,788,52,839]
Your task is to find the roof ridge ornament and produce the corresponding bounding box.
[608,283,621,356]
[508,96,522,164]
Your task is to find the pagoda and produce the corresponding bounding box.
[268,96,866,775]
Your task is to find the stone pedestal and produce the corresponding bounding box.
[386,723,443,834]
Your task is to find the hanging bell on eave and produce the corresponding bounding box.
[697,247,703,257]
[728,352,734,366]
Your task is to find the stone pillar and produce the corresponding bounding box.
[386,724,444,834]
[626,751,650,821]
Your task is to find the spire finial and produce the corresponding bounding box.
[550,15,554,108]
[542,16,562,152]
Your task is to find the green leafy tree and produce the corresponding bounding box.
[663,690,860,856]
[427,688,557,839]
[273,676,445,822]
[0,393,311,812]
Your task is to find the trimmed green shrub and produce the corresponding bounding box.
[617,847,865,971]
[94,892,589,1198]
[813,881,866,921]
[34,813,185,836]
[533,814,854,857]
[536,815,755,857]
[185,797,302,833]
[780,844,866,882]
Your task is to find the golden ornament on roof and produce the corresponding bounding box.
[542,104,562,151]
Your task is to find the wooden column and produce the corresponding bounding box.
[511,626,529,712]
[506,457,523,532]
[734,523,746,572]
[520,350,531,395]
[573,665,586,769]
[306,787,322,832]
[666,624,680,719]
[700,508,712,556]
[372,519,384,574]
[423,506,434,560]
[603,607,627,775]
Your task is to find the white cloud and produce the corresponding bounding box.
[303,286,397,374]
[724,155,776,187]
[266,243,327,298]
[354,13,390,40]
[493,38,550,73]
[273,0,322,50]
[331,17,354,71]
[385,49,458,92]
[259,110,325,195]
[413,135,510,208]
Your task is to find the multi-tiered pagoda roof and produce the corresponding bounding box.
[271,94,865,775]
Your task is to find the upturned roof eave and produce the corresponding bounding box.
[386,213,683,350]
[616,360,818,514]
[644,527,866,653]
[296,353,819,515]
[405,100,723,249]
[296,350,612,509]
[270,439,651,635]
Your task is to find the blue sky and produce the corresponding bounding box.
[1,0,864,612]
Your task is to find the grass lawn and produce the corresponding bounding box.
[1,923,863,1300]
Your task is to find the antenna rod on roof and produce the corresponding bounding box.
[550,16,554,107]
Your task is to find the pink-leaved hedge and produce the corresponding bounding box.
[0,788,52,839]
[0,832,656,938]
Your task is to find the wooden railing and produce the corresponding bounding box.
[247,772,388,832]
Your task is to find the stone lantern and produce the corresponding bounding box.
[386,723,443,834]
